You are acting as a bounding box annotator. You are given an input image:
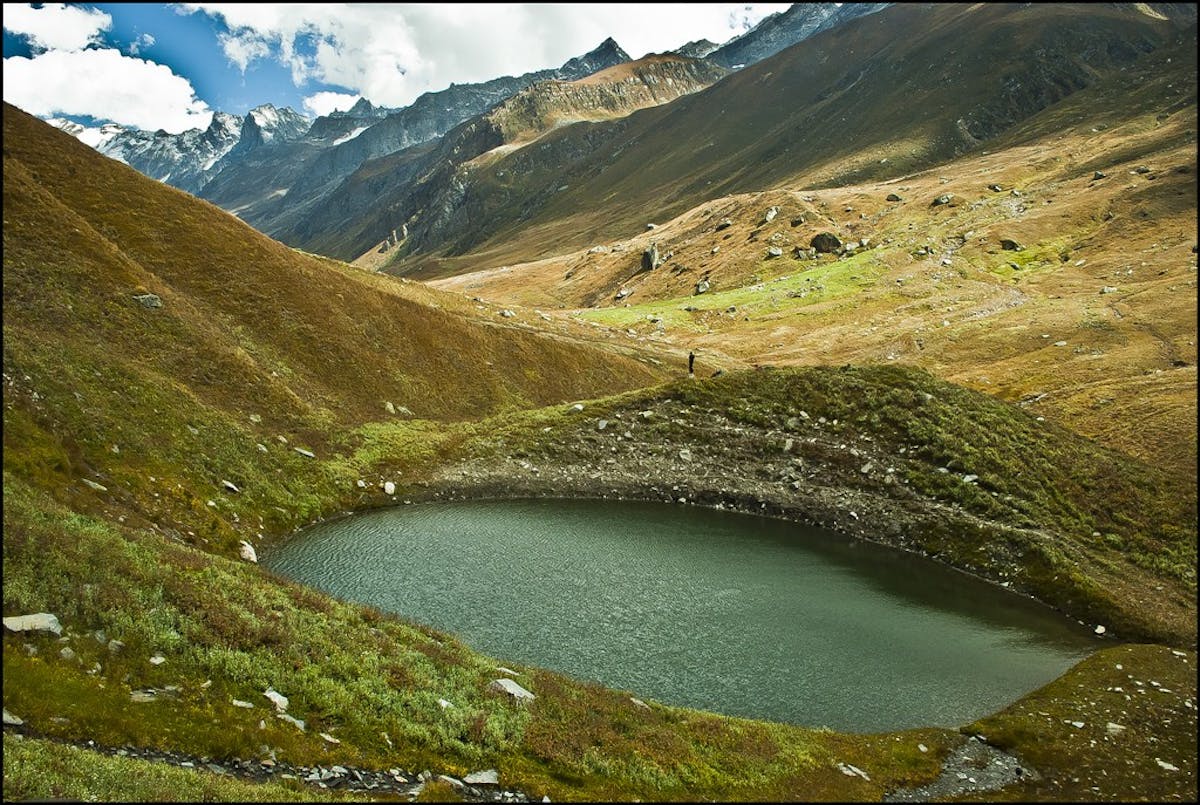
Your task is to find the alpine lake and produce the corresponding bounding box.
[262,499,1100,732]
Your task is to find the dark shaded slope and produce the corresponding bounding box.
[277,55,729,261]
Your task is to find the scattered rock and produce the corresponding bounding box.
[81,478,108,493]
[678,449,692,462]
[1093,170,1107,180]
[293,447,315,459]
[766,246,783,258]
[149,654,166,666]
[489,678,535,703]
[277,713,306,731]
[1133,165,1151,174]
[695,279,711,295]
[60,646,77,662]
[931,194,954,207]
[3,613,62,637]
[132,293,163,308]
[1156,759,1180,772]
[320,732,341,744]
[107,639,124,654]
[130,690,157,703]
[437,698,454,709]
[810,232,842,253]
[239,541,258,563]
[3,708,24,726]
[988,184,1003,192]
[496,666,519,677]
[886,193,903,202]
[464,770,500,786]
[570,403,584,412]
[631,697,650,709]
[790,216,805,227]
[1100,286,1118,294]
[597,420,609,431]
[384,481,396,495]
[1106,722,1125,735]
[385,401,396,415]
[763,206,779,224]
[715,218,733,231]
[615,287,631,300]
[645,223,657,230]
[837,762,871,781]
[500,309,515,318]
[221,479,240,493]
[999,239,1023,251]
[232,699,254,709]
[264,688,289,712]
[1094,624,1106,635]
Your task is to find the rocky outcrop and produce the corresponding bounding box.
[707,3,889,69]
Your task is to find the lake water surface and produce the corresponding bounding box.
[263,499,1099,732]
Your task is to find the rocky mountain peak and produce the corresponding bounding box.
[675,38,720,59]
[556,37,632,80]
[708,2,889,69]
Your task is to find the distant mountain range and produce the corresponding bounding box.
[45,2,881,245]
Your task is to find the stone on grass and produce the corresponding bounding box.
[3,708,24,726]
[221,480,240,493]
[232,699,254,709]
[239,541,258,563]
[465,770,500,786]
[277,713,305,731]
[131,690,157,703]
[320,732,341,744]
[810,232,842,253]
[81,478,108,492]
[264,688,289,712]
[4,613,62,637]
[384,481,396,496]
[931,194,954,206]
[133,293,163,308]
[293,447,316,459]
[149,654,166,666]
[489,677,535,703]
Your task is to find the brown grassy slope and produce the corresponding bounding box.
[391,3,1189,278]
[430,27,1198,478]
[2,103,668,432]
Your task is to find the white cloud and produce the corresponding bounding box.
[218,29,272,72]
[3,49,213,133]
[302,91,361,117]
[182,3,790,108]
[129,32,156,56]
[2,2,112,52]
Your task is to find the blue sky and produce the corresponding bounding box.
[2,3,790,133]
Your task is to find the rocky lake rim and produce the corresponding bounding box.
[274,484,1113,641]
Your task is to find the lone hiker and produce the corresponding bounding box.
[688,350,695,377]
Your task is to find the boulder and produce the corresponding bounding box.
[641,243,660,272]
[500,309,515,318]
[133,293,163,308]
[464,770,500,786]
[293,447,315,458]
[222,479,240,493]
[714,218,733,231]
[615,288,631,300]
[931,194,954,207]
[384,481,396,495]
[790,216,805,227]
[3,708,24,726]
[239,541,258,563]
[3,613,62,636]
[1093,170,1107,180]
[810,232,842,253]
[489,678,535,703]
[277,713,306,731]
[885,193,903,202]
[999,239,1023,251]
[988,183,1003,192]
[694,279,711,295]
[763,206,779,224]
[1133,165,1151,174]
[766,246,783,258]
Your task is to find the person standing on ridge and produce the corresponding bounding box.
[688,350,695,377]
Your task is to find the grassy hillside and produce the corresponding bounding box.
[431,23,1198,480]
